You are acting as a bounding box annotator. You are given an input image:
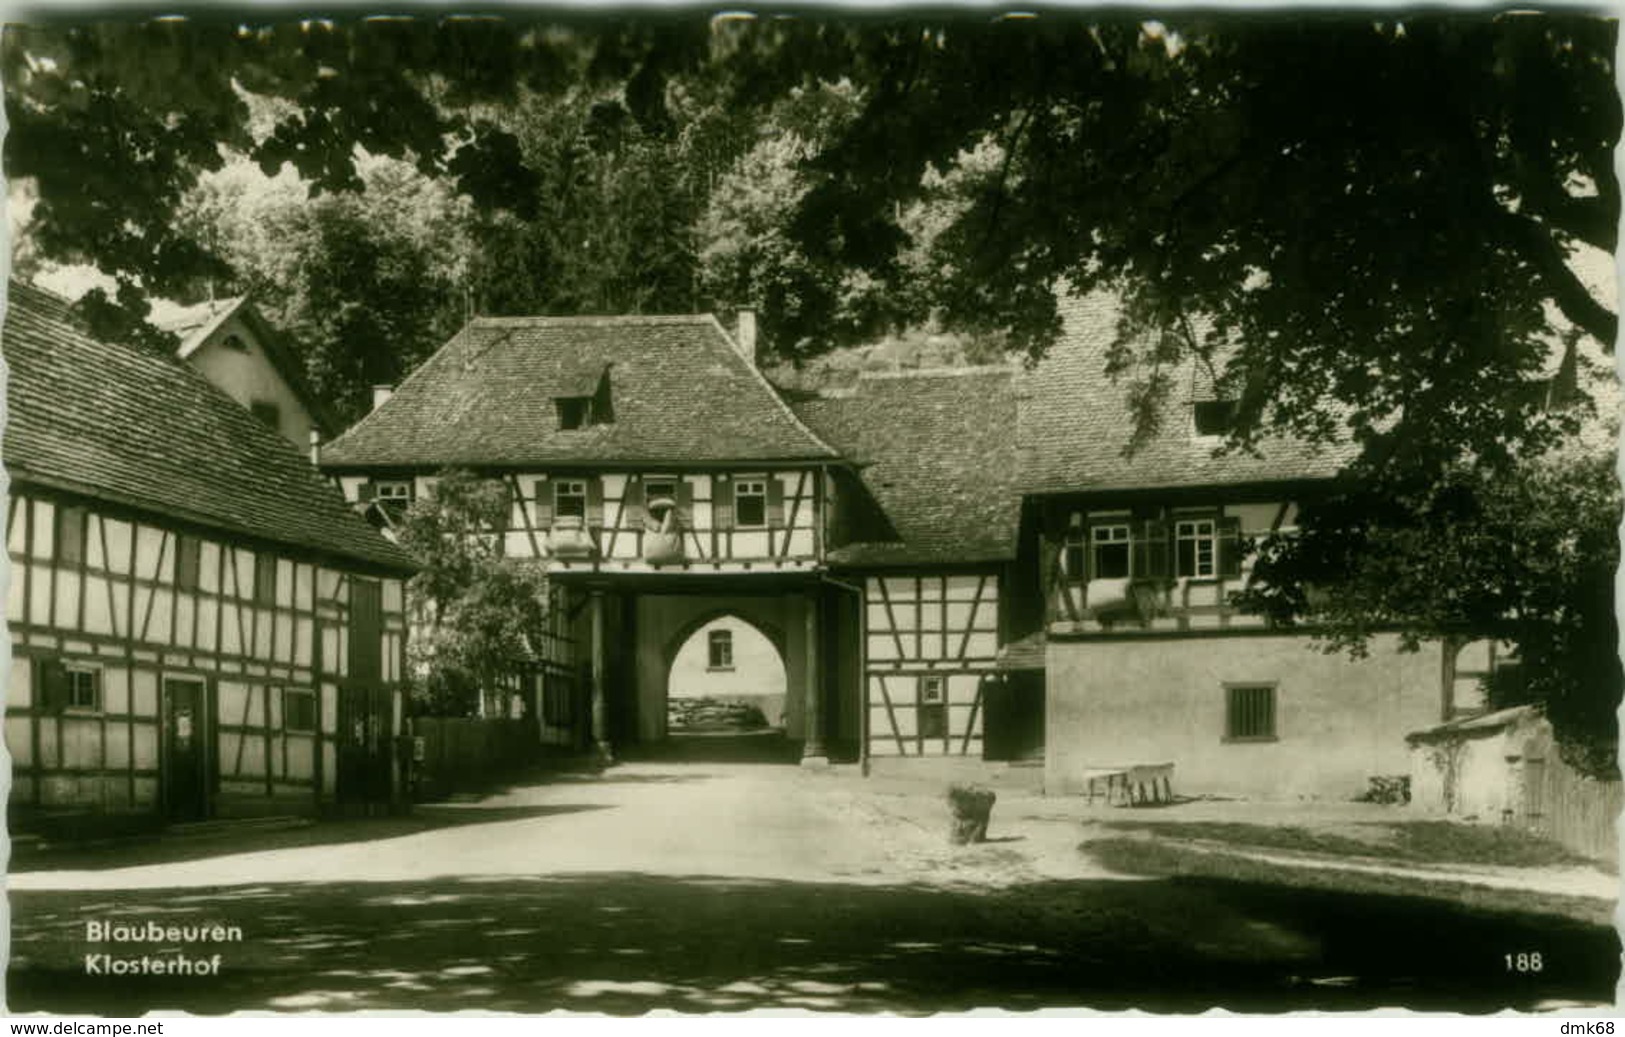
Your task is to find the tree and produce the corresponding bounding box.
[1238,440,1622,775]
[395,470,551,718]
[743,15,1612,450]
[178,153,476,423]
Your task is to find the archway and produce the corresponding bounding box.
[664,613,789,735]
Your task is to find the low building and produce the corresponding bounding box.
[5,281,414,827]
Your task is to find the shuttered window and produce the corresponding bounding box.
[1090,524,1131,579]
[1225,683,1277,741]
[55,505,85,565]
[555,480,588,521]
[735,480,768,528]
[175,535,203,592]
[253,553,277,605]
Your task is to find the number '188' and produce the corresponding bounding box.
[1505,952,1543,972]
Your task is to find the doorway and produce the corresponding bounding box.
[163,677,209,821]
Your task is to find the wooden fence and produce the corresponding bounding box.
[411,717,542,799]
[1517,731,1622,864]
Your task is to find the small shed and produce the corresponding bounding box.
[1407,706,1620,862]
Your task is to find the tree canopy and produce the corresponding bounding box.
[8,11,1619,741]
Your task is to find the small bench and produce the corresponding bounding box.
[1081,763,1175,806]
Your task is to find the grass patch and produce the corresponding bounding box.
[1084,837,1612,926]
[1095,820,1591,869]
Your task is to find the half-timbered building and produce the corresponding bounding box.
[1019,291,1444,799]
[793,369,1039,768]
[312,292,1466,800]
[5,281,415,827]
[318,313,856,762]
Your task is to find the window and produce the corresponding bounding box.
[1194,400,1238,437]
[374,481,412,522]
[1090,524,1131,579]
[556,397,592,430]
[1176,519,1217,578]
[249,401,281,429]
[707,629,734,670]
[66,666,100,711]
[918,675,947,741]
[253,552,277,605]
[555,479,588,521]
[54,505,85,565]
[221,333,249,352]
[1225,683,1277,741]
[175,535,203,592]
[734,480,768,528]
[283,688,317,733]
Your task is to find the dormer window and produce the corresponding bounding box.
[554,362,613,430]
[556,397,593,430]
[1193,400,1238,437]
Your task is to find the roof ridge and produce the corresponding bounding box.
[470,314,717,328]
[856,365,1017,382]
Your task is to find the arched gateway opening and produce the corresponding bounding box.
[621,595,813,763]
[666,614,789,734]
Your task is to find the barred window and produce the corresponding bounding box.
[1225,683,1277,741]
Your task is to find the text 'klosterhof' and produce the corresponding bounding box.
[84,920,243,977]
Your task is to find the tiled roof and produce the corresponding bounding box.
[320,315,839,469]
[1017,290,1355,496]
[793,368,1021,566]
[4,280,413,573]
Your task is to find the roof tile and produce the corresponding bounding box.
[4,280,412,573]
[321,315,839,468]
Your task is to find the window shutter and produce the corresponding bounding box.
[1217,516,1244,578]
[676,482,694,525]
[357,481,376,503]
[491,480,512,532]
[1133,520,1170,579]
[714,478,735,531]
[56,506,85,565]
[624,479,646,527]
[38,658,68,713]
[532,479,553,531]
[766,478,786,528]
[586,477,605,528]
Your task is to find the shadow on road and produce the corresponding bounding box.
[617,731,801,765]
[8,804,609,875]
[9,869,1616,1015]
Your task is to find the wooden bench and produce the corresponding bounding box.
[1081,763,1175,806]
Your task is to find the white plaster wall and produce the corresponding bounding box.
[185,315,318,449]
[1045,632,1443,800]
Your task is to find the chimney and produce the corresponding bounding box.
[371,384,394,411]
[735,309,757,365]
[308,428,321,467]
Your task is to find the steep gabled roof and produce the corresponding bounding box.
[793,368,1021,566]
[4,280,412,573]
[1017,290,1355,496]
[321,315,840,469]
[154,295,337,436]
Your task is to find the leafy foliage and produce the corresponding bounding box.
[1239,446,1622,775]
[396,470,550,717]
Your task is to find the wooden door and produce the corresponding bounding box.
[336,684,393,806]
[163,678,209,821]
